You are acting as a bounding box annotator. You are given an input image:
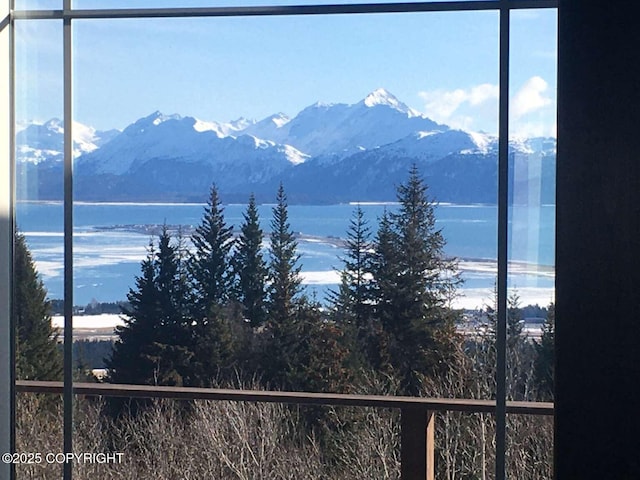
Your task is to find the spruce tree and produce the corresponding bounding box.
[261,184,304,386]
[267,183,301,324]
[151,226,193,385]
[189,184,234,319]
[484,288,525,344]
[371,165,461,393]
[329,206,374,369]
[367,209,398,372]
[188,185,237,385]
[330,206,373,327]
[392,164,459,315]
[295,300,354,394]
[506,291,526,352]
[370,209,399,320]
[109,240,162,385]
[108,229,193,386]
[14,232,63,381]
[233,193,268,328]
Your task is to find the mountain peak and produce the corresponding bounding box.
[43,118,64,133]
[362,88,406,110]
[267,112,290,128]
[229,117,255,130]
[124,112,184,135]
[138,111,182,126]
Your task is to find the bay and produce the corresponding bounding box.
[16,201,555,309]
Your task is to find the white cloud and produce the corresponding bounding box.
[419,88,467,119]
[418,77,555,136]
[468,83,500,106]
[418,83,498,131]
[511,76,552,120]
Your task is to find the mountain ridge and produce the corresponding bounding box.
[16,89,556,205]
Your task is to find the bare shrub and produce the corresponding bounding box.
[15,393,63,480]
[418,335,553,480]
[324,406,401,480]
[506,414,554,480]
[17,391,328,479]
[325,371,402,479]
[15,367,551,480]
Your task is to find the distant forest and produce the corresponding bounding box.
[49,299,550,320]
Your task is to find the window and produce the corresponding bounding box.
[4,1,557,479]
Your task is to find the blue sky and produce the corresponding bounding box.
[15,5,556,137]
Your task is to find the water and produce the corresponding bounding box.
[16,201,555,309]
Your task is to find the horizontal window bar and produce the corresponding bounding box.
[13,0,557,20]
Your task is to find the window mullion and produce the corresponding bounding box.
[496,2,510,480]
[0,0,15,477]
[63,0,73,479]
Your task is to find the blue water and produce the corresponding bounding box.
[16,201,555,308]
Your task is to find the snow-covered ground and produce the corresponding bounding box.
[52,313,125,330]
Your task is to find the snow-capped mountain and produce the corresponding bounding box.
[16,89,556,204]
[76,111,307,177]
[16,118,120,164]
[242,88,445,158]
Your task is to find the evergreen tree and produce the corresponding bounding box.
[189,184,234,320]
[329,206,375,371]
[187,186,240,386]
[481,288,533,400]
[108,228,193,386]
[370,209,400,329]
[484,287,525,344]
[265,298,317,390]
[392,164,460,315]
[506,291,526,357]
[367,209,399,373]
[260,184,305,386]
[172,228,193,326]
[189,308,236,387]
[262,296,354,394]
[233,193,268,328]
[330,206,373,327]
[267,183,301,324]
[302,314,355,394]
[109,240,161,385]
[14,232,63,381]
[151,226,194,385]
[370,165,462,393]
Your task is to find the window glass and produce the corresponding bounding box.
[15,18,64,296]
[14,19,65,478]
[506,8,556,478]
[14,0,60,9]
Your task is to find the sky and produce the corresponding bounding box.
[14,4,557,137]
